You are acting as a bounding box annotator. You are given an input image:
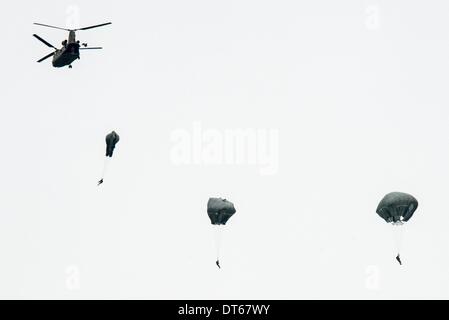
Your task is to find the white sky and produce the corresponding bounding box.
[0,0,449,299]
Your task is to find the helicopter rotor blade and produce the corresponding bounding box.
[37,52,55,63]
[76,22,111,31]
[33,34,56,49]
[80,47,103,50]
[34,23,70,31]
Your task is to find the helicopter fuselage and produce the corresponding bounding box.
[52,31,80,68]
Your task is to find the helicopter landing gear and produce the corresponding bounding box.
[68,65,72,69]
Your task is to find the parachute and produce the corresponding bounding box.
[105,131,120,157]
[207,198,236,269]
[98,131,120,185]
[207,197,236,225]
[376,192,418,265]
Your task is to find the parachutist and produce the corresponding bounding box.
[207,198,235,269]
[376,192,418,266]
[98,131,119,186]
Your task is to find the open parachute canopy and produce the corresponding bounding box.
[376,192,418,223]
[105,131,120,157]
[207,198,236,225]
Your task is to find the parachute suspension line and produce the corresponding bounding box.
[392,221,404,257]
[213,225,222,262]
[101,156,111,180]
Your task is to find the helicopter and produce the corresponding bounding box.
[33,22,111,68]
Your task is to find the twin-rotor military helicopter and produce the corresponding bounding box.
[33,21,111,68]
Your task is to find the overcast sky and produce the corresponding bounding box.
[0,0,449,299]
